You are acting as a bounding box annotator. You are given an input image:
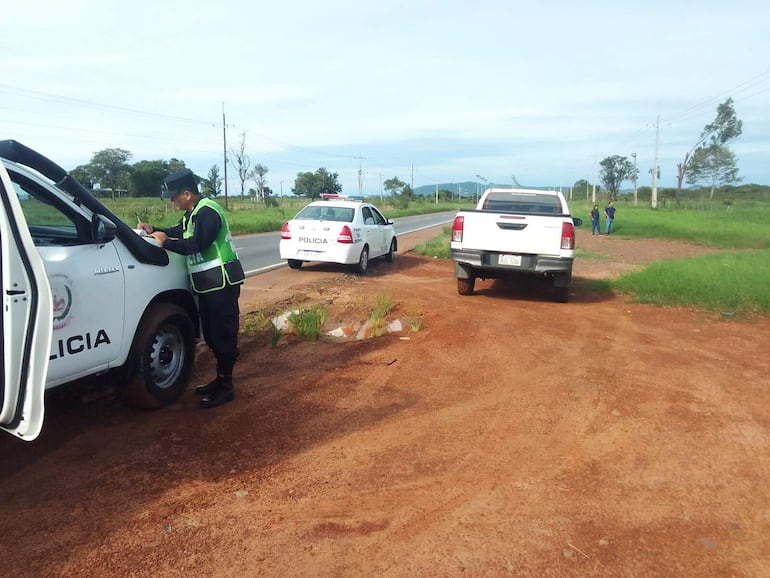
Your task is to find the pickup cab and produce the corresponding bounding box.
[450,188,582,302]
[1,140,199,441]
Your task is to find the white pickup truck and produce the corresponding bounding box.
[450,188,582,302]
[1,140,199,441]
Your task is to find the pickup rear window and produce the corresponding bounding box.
[482,192,563,214]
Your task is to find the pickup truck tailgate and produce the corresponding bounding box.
[458,212,565,256]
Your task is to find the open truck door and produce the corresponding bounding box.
[0,161,52,440]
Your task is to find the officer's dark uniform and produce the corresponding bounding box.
[155,169,245,408]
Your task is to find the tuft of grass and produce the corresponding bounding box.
[370,294,394,320]
[241,310,270,336]
[288,307,329,340]
[367,294,395,338]
[268,324,282,348]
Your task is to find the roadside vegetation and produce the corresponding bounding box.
[413,200,770,317]
[108,196,471,236]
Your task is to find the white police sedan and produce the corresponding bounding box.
[279,196,397,274]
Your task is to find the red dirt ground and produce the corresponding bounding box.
[1,228,768,577]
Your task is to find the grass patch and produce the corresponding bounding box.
[613,250,770,315]
[367,294,395,337]
[288,307,329,340]
[413,226,451,259]
[570,201,770,250]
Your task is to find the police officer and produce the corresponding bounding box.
[139,168,245,408]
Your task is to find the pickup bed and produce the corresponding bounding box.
[450,188,582,302]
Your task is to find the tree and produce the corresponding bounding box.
[229,131,251,199]
[249,163,269,200]
[598,155,636,201]
[130,160,168,197]
[90,148,133,199]
[203,165,222,197]
[291,168,342,199]
[676,97,743,206]
[70,164,94,189]
[686,144,741,198]
[383,176,408,196]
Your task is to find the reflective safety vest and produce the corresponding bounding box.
[183,198,245,293]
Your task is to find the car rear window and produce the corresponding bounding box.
[481,192,563,214]
[295,205,355,222]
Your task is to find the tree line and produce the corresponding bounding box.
[68,130,348,202]
[592,98,743,205]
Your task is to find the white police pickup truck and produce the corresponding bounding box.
[1,140,199,441]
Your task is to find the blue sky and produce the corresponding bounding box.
[2,0,769,196]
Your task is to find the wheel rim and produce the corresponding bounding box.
[149,324,186,389]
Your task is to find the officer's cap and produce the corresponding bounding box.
[162,168,198,199]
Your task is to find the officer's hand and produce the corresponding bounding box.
[149,231,168,245]
[137,222,154,234]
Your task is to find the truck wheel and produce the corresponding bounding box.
[457,277,475,296]
[123,304,196,409]
[384,238,396,263]
[355,246,369,275]
[554,285,569,303]
[287,259,303,269]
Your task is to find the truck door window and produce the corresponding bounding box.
[9,172,88,246]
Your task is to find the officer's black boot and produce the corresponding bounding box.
[195,375,223,396]
[200,376,234,409]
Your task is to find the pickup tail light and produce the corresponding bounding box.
[561,222,575,250]
[280,222,291,239]
[337,225,353,244]
[451,216,464,242]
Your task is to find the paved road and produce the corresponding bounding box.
[233,210,456,276]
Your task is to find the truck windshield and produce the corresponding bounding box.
[482,192,562,214]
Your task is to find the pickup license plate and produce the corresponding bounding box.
[499,254,521,266]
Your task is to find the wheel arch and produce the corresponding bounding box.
[149,289,200,339]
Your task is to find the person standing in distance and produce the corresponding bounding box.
[604,200,617,235]
[590,204,601,235]
[138,169,245,408]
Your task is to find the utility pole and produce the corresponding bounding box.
[354,154,367,196]
[410,163,414,192]
[631,152,638,206]
[379,173,383,202]
[651,111,660,209]
[222,102,228,210]
[435,183,438,205]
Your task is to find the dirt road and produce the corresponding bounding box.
[1,229,768,577]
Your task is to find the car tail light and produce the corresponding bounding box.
[561,222,575,250]
[451,216,464,242]
[280,222,291,239]
[337,225,353,244]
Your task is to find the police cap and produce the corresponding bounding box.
[162,168,198,199]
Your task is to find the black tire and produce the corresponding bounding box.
[554,285,569,303]
[287,259,303,270]
[355,246,369,275]
[384,238,396,263]
[457,276,475,296]
[122,304,196,409]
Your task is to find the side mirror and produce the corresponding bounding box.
[386,219,394,225]
[92,214,118,243]
[572,217,583,227]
